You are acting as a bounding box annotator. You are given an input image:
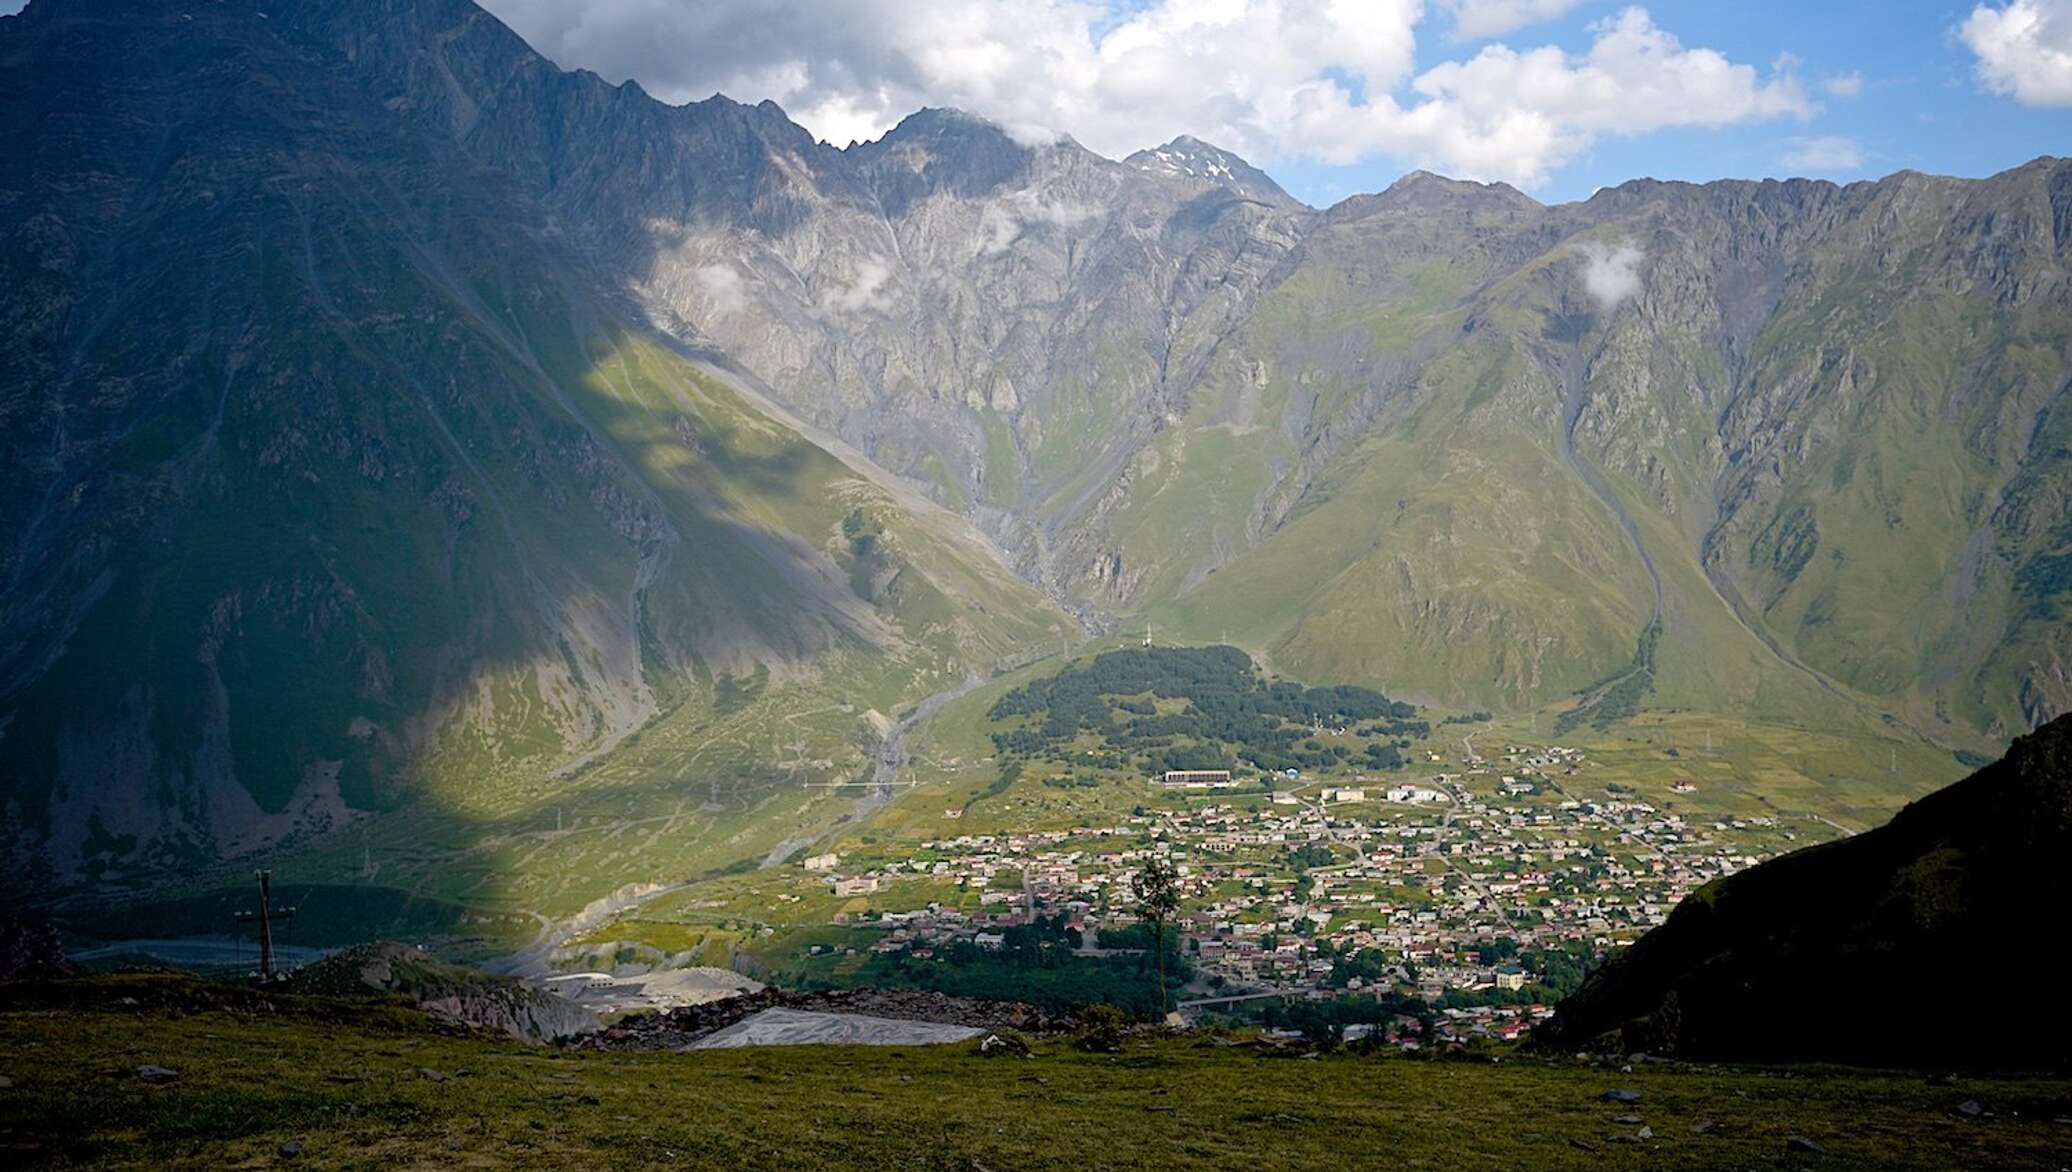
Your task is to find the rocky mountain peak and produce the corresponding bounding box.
[845,107,1058,212]
[861,106,1044,160]
[1125,135,1298,207]
[1331,169,1540,220]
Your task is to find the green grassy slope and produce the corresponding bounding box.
[1090,167,2070,784]
[0,1,1072,910]
[4,974,2067,1170]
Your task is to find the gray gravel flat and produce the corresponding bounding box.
[687,1008,986,1049]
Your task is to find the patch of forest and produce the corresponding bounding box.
[986,645,1423,776]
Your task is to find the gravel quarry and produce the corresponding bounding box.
[689,1008,985,1049]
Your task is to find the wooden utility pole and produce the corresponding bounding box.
[233,870,295,983]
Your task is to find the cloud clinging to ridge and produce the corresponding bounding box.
[478,1,1815,189]
[1576,240,1644,310]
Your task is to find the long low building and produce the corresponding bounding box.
[1161,769,1234,788]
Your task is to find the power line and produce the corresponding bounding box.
[231,869,296,983]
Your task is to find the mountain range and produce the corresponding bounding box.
[3,0,2068,894]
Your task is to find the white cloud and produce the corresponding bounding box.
[480,1,1813,190]
[1437,0,1587,41]
[1822,71,1864,97]
[819,257,894,314]
[1961,0,2072,106]
[1575,240,1643,310]
[978,190,1103,255]
[1781,135,1864,172]
[691,263,747,315]
[1366,9,1816,185]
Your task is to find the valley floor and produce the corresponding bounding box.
[4,976,2067,1170]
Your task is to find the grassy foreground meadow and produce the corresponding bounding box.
[4,975,2068,1170]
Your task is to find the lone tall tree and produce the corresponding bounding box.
[1132,856,1181,1019]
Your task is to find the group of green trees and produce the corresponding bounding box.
[1260,993,1434,1046]
[987,645,1420,776]
[820,913,1191,1019]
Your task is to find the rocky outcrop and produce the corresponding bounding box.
[284,942,596,1042]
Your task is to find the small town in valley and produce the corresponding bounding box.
[752,735,1813,1048]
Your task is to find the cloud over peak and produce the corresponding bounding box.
[480,1,1815,190]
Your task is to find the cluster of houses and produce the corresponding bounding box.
[789,739,1796,1042]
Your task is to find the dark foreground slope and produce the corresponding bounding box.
[1541,714,2072,1069]
[4,973,2069,1170]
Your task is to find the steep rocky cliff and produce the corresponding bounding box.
[0,0,1071,892]
[264,0,2072,745]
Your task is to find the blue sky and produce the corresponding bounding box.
[9,0,2065,207]
[1269,1,2072,205]
[469,0,2072,207]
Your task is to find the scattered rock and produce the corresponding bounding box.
[977,1033,1032,1059]
[278,1140,303,1159]
[1613,1113,1642,1125]
[1606,1134,1641,1145]
[1785,1135,1824,1153]
[1601,1088,1642,1104]
[135,1065,179,1084]
[0,1074,12,1089]
[1567,1138,1597,1151]
[1956,1099,1984,1118]
[1637,1126,1653,1140]
[1690,1120,1721,1135]
[417,1068,448,1082]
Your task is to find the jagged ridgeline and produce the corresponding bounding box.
[0,0,1074,898]
[984,646,1426,777]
